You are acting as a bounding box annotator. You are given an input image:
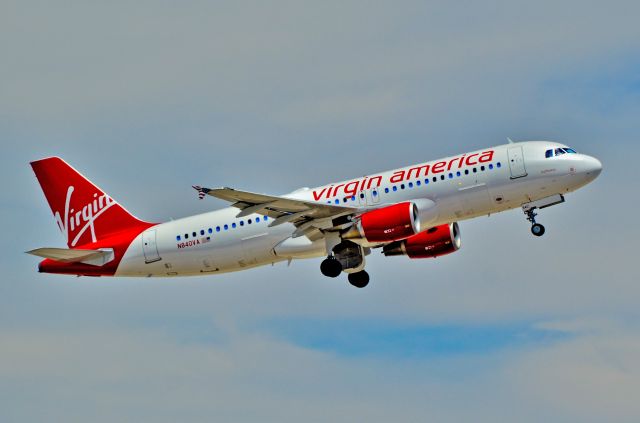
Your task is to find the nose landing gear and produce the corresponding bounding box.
[525,208,546,237]
[522,194,565,237]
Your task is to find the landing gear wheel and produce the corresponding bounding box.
[524,207,546,237]
[348,271,370,288]
[320,258,342,278]
[531,223,545,237]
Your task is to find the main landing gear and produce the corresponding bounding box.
[348,271,370,288]
[320,257,342,278]
[320,256,370,288]
[320,240,370,288]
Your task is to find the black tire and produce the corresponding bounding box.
[320,258,342,278]
[531,223,545,237]
[348,271,370,288]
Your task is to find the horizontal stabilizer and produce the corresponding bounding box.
[26,247,115,266]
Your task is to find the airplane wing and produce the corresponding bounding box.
[26,247,115,265]
[193,186,359,239]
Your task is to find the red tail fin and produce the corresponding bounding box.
[31,157,151,248]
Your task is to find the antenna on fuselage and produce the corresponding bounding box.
[507,137,515,144]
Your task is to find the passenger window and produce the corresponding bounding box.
[481,166,485,171]
[456,171,461,177]
[240,221,244,226]
[432,177,437,182]
[224,224,228,230]
[248,219,252,224]
[232,223,236,228]
[416,180,421,186]
[264,216,268,221]
[372,190,378,196]
[184,233,189,239]
[465,169,469,175]
[176,235,181,241]
[408,182,413,188]
[489,164,493,170]
[384,187,389,193]
[473,168,477,173]
[192,232,197,237]
[448,173,453,179]
[424,179,429,185]
[360,193,365,199]
[440,175,445,180]
[208,228,213,234]
[255,217,260,223]
[200,230,205,236]
[400,184,405,189]
[393,186,397,191]
[216,226,221,232]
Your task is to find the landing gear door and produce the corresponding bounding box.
[508,146,528,179]
[142,229,161,263]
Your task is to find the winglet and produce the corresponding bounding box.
[192,185,211,200]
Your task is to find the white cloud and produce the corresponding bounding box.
[3,319,640,423]
[504,320,640,422]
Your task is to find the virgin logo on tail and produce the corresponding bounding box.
[54,186,116,247]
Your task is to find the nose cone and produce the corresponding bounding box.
[585,155,603,177]
[581,155,602,183]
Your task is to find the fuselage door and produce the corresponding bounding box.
[508,146,528,179]
[142,229,161,263]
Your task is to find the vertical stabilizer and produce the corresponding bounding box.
[30,157,152,248]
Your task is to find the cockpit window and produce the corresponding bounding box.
[546,147,578,158]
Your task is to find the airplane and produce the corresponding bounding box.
[27,140,602,288]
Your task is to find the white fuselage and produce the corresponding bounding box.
[116,141,601,277]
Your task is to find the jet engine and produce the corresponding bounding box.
[382,222,461,259]
[342,199,439,243]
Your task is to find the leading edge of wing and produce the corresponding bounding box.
[193,186,359,236]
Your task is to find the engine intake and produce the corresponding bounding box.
[382,222,461,259]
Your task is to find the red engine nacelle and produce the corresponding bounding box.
[343,202,420,243]
[382,222,461,259]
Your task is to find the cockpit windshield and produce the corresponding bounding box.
[545,147,578,158]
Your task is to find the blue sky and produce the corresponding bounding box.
[2,1,640,422]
